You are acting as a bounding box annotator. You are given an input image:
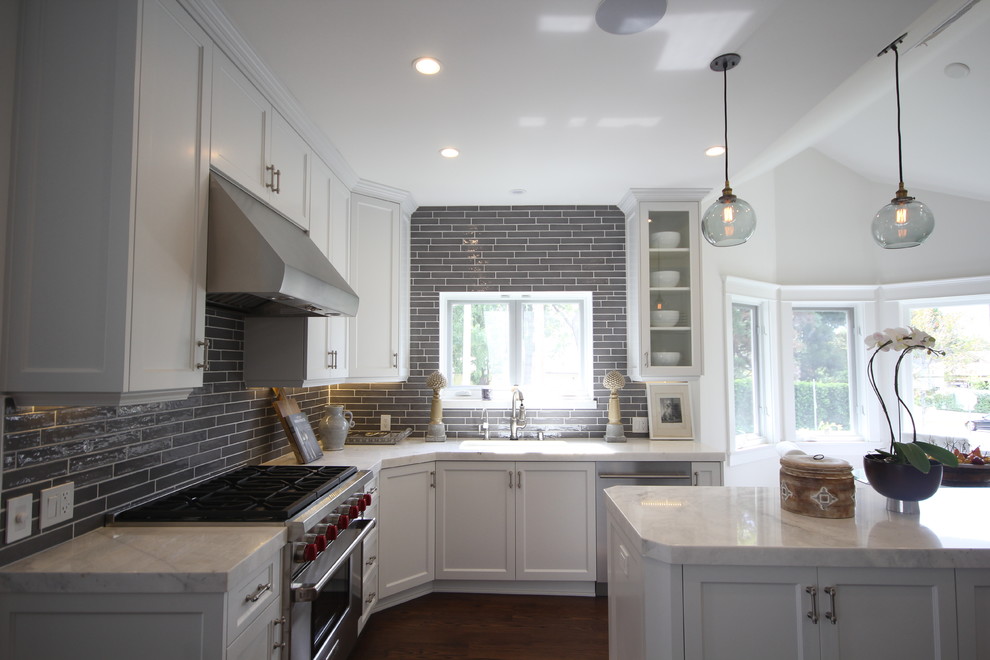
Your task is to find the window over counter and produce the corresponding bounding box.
[729,298,773,451]
[439,291,594,408]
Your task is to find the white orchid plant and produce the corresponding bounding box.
[865,327,958,473]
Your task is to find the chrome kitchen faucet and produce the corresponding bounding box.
[509,386,527,440]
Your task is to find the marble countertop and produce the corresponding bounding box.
[0,526,285,594]
[605,484,990,569]
[272,437,726,472]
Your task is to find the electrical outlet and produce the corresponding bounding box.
[380,414,391,431]
[632,417,649,434]
[6,493,33,543]
[40,482,73,529]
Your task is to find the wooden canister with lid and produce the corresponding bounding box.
[779,453,855,518]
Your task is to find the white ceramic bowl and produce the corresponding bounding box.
[650,270,680,287]
[650,310,679,327]
[650,231,681,249]
[651,351,681,366]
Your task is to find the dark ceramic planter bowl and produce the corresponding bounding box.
[863,456,943,502]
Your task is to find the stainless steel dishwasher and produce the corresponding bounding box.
[595,461,696,595]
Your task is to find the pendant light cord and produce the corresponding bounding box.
[722,66,729,185]
[893,42,904,188]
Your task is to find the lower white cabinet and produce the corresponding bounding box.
[359,471,380,631]
[607,513,961,660]
[378,462,436,599]
[682,564,957,660]
[436,461,596,582]
[957,568,990,660]
[0,548,284,660]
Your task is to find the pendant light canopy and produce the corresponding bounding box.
[702,53,756,247]
[871,34,934,249]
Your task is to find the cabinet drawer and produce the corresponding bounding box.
[363,526,380,581]
[227,553,282,642]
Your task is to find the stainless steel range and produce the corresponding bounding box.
[113,464,376,660]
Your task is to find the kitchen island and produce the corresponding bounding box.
[605,484,990,660]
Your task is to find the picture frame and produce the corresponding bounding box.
[646,382,694,439]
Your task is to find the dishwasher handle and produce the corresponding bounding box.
[598,473,693,480]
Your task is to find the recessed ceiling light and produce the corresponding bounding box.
[705,145,725,157]
[439,147,460,158]
[510,188,527,195]
[944,62,970,79]
[413,57,442,75]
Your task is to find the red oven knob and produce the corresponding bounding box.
[347,497,366,513]
[315,523,339,541]
[327,511,349,529]
[347,505,359,519]
[338,513,350,529]
[362,493,373,506]
[304,533,326,552]
[295,542,319,562]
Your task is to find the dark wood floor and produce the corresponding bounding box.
[349,593,609,659]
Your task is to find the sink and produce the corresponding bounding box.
[458,440,615,454]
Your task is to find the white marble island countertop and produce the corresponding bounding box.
[0,525,285,594]
[272,437,726,471]
[605,484,990,569]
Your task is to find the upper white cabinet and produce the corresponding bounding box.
[211,49,310,230]
[435,461,596,582]
[2,0,212,405]
[242,156,351,387]
[348,194,410,382]
[622,191,706,380]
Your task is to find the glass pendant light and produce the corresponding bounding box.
[872,34,934,249]
[702,53,756,247]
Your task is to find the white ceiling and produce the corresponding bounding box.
[213,0,989,206]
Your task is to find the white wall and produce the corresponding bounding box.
[712,147,989,486]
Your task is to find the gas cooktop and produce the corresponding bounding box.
[114,465,358,523]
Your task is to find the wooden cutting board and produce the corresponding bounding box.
[272,388,324,463]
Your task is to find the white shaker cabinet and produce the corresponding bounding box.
[211,49,310,230]
[957,568,990,660]
[378,462,436,600]
[621,190,707,380]
[682,565,957,660]
[242,157,351,387]
[2,0,211,405]
[436,461,596,582]
[348,194,409,382]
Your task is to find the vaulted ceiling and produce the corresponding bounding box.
[214,0,989,206]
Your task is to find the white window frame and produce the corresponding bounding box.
[438,291,596,409]
[725,277,779,464]
[727,295,775,453]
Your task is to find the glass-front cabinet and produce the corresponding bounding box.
[621,190,706,380]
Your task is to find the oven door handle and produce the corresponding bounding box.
[597,473,693,480]
[291,518,376,603]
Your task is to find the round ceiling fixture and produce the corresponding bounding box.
[943,62,970,79]
[439,147,460,158]
[595,0,667,35]
[705,146,725,157]
[413,57,442,75]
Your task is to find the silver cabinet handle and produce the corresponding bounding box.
[693,471,699,486]
[517,471,522,489]
[196,339,211,371]
[430,471,436,489]
[598,473,692,480]
[266,164,281,193]
[245,581,272,603]
[508,470,513,489]
[273,616,286,650]
[392,352,398,368]
[824,586,837,624]
[806,585,819,624]
[365,555,377,567]
[643,351,649,367]
[365,592,377,605]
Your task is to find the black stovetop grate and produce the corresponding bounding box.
[114,465,358,523]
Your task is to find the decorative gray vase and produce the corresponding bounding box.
[318,404,354,451]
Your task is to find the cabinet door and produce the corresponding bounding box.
[608,518,647,660]
[515,462,596,581]
[210,49,270,200]
[682,564,820,660]
[691,462,723,486]
[817,567,957,660]
[128,0,210,393]
[956,568,990,660]
[327,172,352,378]
[348,194,403,381]
[379,462,436,598]
[226,598,284,660]
[625,195,704,380]
[268,110,310,230]
[435,461,515,580]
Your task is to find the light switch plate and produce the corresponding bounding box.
[6,493,33,543]
[40,482,73,529]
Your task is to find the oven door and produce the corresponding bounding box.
[290,518,376,660]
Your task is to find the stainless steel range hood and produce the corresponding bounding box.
[207,171,359,317]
